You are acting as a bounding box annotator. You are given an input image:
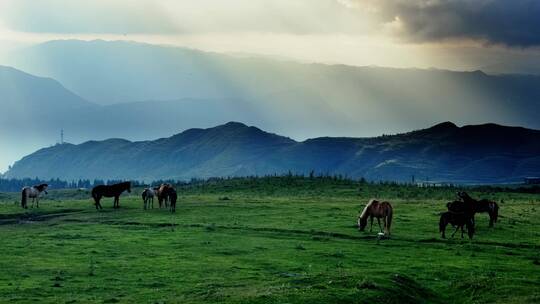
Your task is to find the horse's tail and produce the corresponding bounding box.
[489,202,499,226]
[386,204,393,234]
[492,202,499,223]
[439,213,446,233]
[21,188,27,208]
[142,189,147,200]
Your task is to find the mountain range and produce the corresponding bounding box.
[2,39,540,174]
[5,121,540,184]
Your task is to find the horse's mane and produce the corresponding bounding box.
[359,199,377,219]
[459,191,475,202]
[34,184,48,191]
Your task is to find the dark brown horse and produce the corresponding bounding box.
[439,211,475,239]
[166,187,177,213]
[91,182,131,210]
[457,191,499,227]
[21,184,48,209]
[358,199,393,235]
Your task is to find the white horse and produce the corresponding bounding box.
[21,184,49,209]
[142,187,156,210]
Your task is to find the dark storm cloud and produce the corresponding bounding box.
[374,0,540,47]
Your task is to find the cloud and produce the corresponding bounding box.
[348,0,540,48]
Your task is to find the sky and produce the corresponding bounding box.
[0,0,539,73]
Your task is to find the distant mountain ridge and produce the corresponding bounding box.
[3,39,540,174]
[5,121,540,184]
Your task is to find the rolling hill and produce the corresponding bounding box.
[0,65,259,171]
[5,121,540,183]
[3,40,540,175]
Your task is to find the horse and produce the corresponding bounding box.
[21,184,48,209]
[142,188,156,210]
[358,199,393,235]
[91,182,131,210]
[457,191,499,227]
[166,187,177,213]
[446,200,475,216]
[156,183,172,208]
[439,211,475,239]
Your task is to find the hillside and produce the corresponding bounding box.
[0,65,259,171]
[5,121,540,183]
[4,40,540,172]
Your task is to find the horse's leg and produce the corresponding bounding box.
[95,196,103,210]
[488,212,494,227]
[377,217,383,233]
[441,221,447,239]
[369,216,373,232]
[451,225,460,238]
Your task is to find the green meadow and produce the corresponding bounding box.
[0,177,538,303]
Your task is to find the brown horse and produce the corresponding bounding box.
[156,183,172,208]
[457,191,499,227]
[91,182,131,210]
[358,199,393,235]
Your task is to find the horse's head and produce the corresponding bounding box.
[40,184,49,194]
[457,191,472,202]
[358,216,368,231]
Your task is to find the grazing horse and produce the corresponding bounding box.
[166,187,178,213]
[142,188,156,210]
[91,182,131,210]
[358,199,393,235]
[21,184,48,209]
[457,191,499,227]
[439,211,475,239]
[156,183,172,208]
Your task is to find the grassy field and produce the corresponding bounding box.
[0,178,539,303]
